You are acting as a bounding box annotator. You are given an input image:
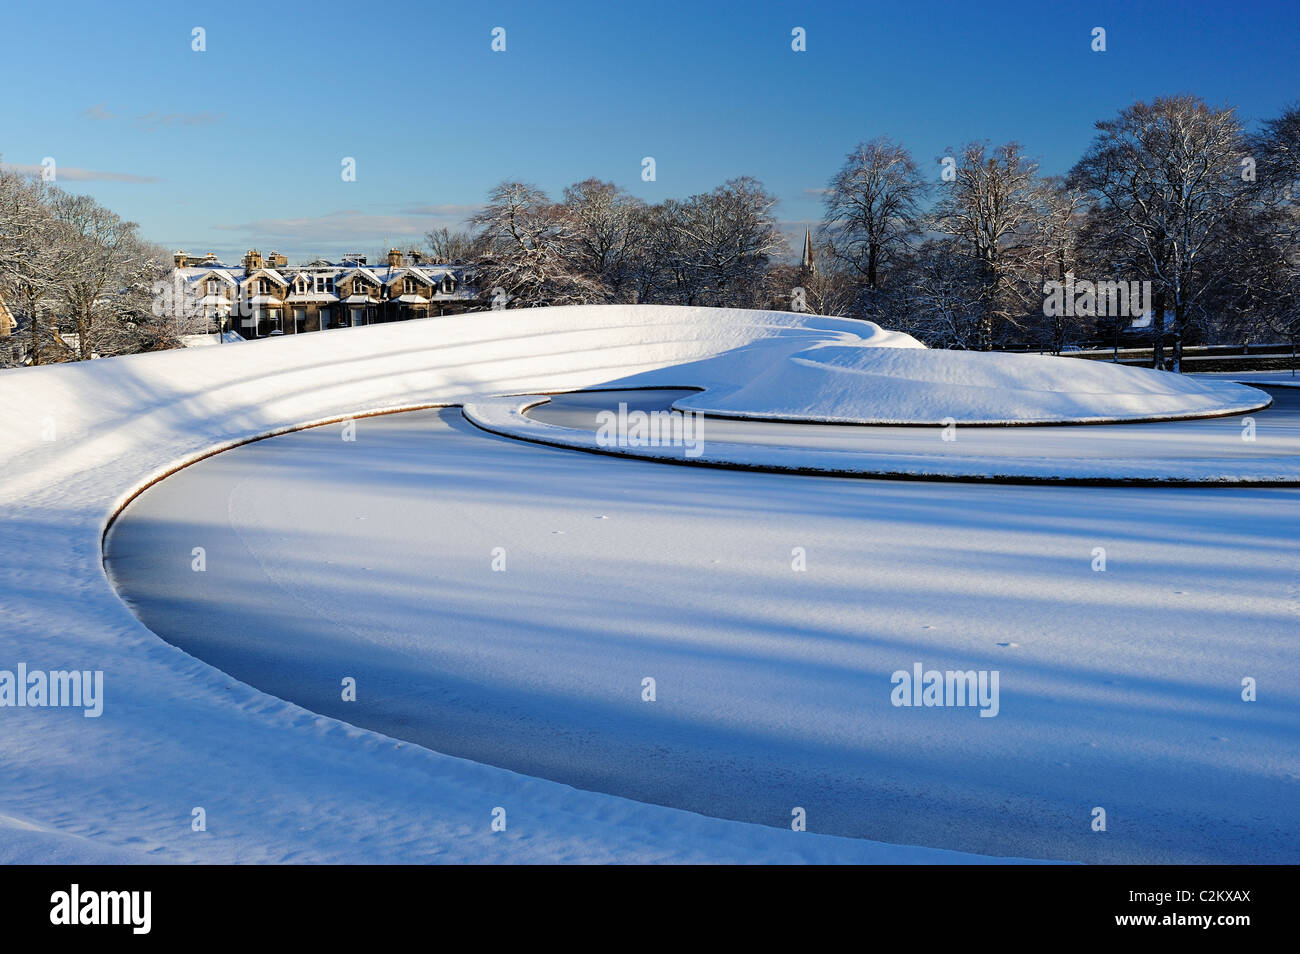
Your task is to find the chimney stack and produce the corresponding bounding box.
[173,251,188,268]
[243,249,264,273]
[387,248,403,268]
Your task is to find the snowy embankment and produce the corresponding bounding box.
[1,305,1045,863]
[465,386,1300,484]
[664,343,1269,425]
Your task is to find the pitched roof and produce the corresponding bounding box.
[189,268,239,286]
[383,266,436,287]
[241,268,289,287]
[336,267,383,286]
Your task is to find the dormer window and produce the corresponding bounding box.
[403,278,417,294]
[354,281,368,298]
[205,279,218,295]
[442,277,456,294]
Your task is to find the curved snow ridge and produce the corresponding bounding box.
[5,303,1054,864]
[672,345,1272,425]
[464,395,1300,485]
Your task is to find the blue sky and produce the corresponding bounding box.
[2,0,1297,262]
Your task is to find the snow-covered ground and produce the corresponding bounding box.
[0,306,1048,864]
[105,406,1300,863]
[665,342,1269,424]
[3,304,1295,863]
[179,331,245,348]
[527,387,1300,462]
[466,385,1300,482]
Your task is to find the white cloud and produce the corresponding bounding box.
[213,205,481,243]
[81,103,117,121]
[0,162,159,183]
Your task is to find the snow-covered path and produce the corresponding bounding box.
[463,384,1300,483]
[528,386,1300,462]
[105,406,1300,864]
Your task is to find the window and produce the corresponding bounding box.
[293,307,306,332]
[205,279,218,296]
[404,278,417,294]
[354,282,368,298]
[349,307,363,327]
[320,307,331,327]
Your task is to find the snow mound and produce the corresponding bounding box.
[672,344,1269,424]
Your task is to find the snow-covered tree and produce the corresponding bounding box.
[50,190,147,359]
[0,167,70,365]
[930,141,1047,351]
[470,181,602,307]
[660,177,787,307]
[1069,96,1252,370]
[821,138,925,290]
[560,179,645,302]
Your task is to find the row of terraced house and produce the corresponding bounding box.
[166,248,480,339]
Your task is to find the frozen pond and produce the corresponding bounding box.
[104,404,1300,863]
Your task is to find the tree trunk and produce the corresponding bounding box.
[1151,288,1165,369]
[27,295,39,366]
[1171,301,1185,373]
[77,311,91,360]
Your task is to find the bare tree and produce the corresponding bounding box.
[469,181,602,306]
[894,239,989,348]
[50,190,145,359]
[664,176,788,307]
[423,226,479,263]
[1027,176,1091,353]
[931,141,1046,350]
[1244,103,1300,345]
[560,179,644,301]
[773,237,862,317]
[0,167,70,365]
[822,138,925,289]
[1069,95,1251,370]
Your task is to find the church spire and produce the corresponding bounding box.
[801,227,816,276]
